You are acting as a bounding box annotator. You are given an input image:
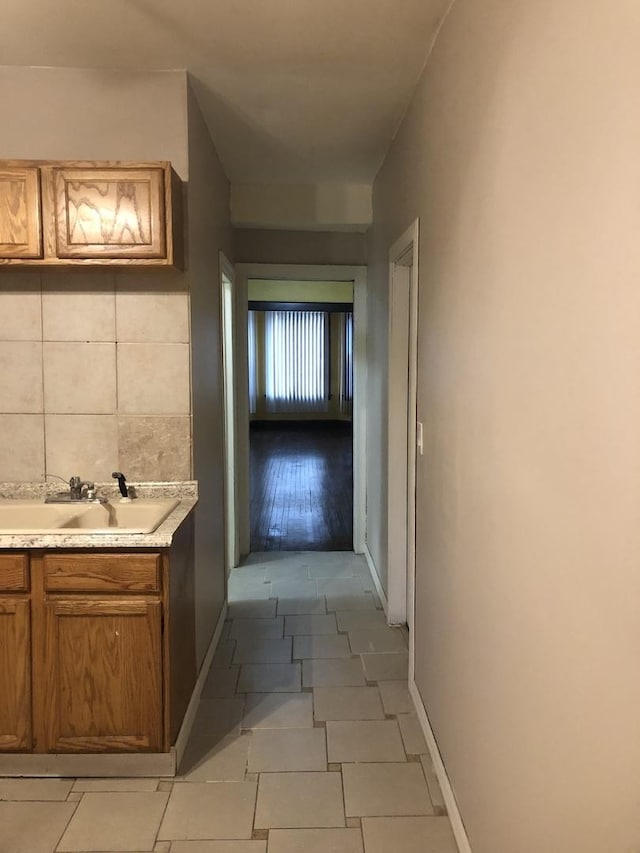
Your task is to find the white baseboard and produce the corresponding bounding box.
[173,602,228,768]
[409,679,472,853]
[363,543,388,614]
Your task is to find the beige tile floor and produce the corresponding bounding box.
[0,551,457,853]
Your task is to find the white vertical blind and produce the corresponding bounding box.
[265,310,327,413]
[247,310,258,415]
[339,310,354,416]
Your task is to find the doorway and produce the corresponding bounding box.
[235,264,367,556]
[246,284,354,551]
[220,252,239,573]
[386,221,419,650]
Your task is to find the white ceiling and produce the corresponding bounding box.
[1,0,450,184]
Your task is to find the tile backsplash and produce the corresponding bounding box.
[0,272,192,483]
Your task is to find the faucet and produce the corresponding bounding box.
[69,476,97,501]
[45,475,104,503]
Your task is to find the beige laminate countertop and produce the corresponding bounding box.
[0,481,198,549]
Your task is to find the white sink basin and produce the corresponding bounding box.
[0,499,179,535]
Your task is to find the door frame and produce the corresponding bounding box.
[219,251,239,572]
[387,220,419,639]
[235,263,367,555]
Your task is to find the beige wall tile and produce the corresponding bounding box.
[0,341,43,412]
[45,415,118,481]
[0,276,42,340]
[42,274,116,342]
[0,415,44,480]
[116,275,190,342]
[117,343,190,414]
[117,415,191,480]
[44,343,116,414]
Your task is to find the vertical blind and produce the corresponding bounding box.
[247,310,258,415]
[265,310,328,413]
[339,311,354,416]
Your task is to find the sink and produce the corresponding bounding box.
[0,498,180,535]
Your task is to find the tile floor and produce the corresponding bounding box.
[0,551,457,853]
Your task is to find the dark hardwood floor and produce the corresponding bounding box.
[249,420,353,551]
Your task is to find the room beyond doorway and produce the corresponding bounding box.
[250,421,353,551]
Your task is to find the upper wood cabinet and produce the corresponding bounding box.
[0,165,43,259]
[0,160,182,269]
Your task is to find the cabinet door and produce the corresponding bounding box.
[0,597,31,751]
[53,166,166,259]
[42,598,163,752]
[0,166,43,258]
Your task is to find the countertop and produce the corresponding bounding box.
[0,481,198,549]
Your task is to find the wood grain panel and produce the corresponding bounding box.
[54,167,165,259]
[0,553,29,591]
[43,552,160,593]
[43,597,163,752]
[0,166,42,258]
[0,597,31,751]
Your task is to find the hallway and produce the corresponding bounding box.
[0,552,456,853]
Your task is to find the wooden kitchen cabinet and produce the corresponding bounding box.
[0,520,196,758]
[0,553,32,751]
[0,160,182,268]
[41,597,163,753]
[0,165,43,259]
[36,550,164,753]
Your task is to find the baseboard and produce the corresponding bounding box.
[363,543,389,614]
[173,601,228,768]
[0,751,175,778]
[409,679,472,853]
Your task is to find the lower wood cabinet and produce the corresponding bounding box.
[41,597,163,753]
[0,519,196,756]
[0,596,31,751]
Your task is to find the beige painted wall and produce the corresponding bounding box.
[0,67,191,484]
[0,66,232,671]
[231,182,371,231]
[234,228,367,266]
[368,1,640,851]
[186,79,233,667]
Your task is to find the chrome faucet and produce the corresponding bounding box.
[45,475,103,503]
[69,476,96,501]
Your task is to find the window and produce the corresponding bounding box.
[264,310,328,413]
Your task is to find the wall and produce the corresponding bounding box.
[231,182,371,231]
[186,79,233,666]
[234,228,367,266]
[0,66,232,672]
[368,1,640,851]
[0,67,191,483]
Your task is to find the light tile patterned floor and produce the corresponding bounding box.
[0,551,457,853]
